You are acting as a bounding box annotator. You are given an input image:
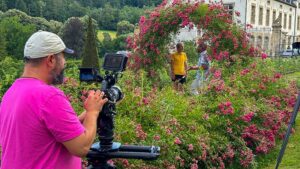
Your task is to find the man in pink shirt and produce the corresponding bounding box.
[0,31,108,169]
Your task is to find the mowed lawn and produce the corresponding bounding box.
[97,30,117,41]
[259,71,300,169]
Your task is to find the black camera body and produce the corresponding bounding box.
[79,53,160,169]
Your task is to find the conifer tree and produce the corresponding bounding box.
[82,17,99,69]
[0,32,7,58]
[0,0,7,11]
[15,0,27,13]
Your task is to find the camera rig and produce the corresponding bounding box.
[79,53,160,169]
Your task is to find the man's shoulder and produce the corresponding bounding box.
[29,82,65,101]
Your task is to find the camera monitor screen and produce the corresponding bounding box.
[79,68,97,81]
[103,53,127,72]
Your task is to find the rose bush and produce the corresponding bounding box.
[0,56,299,168]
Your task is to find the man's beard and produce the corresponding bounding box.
[51,68,65,85]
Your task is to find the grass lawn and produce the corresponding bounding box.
[97,30,117,41]
[258,72,300,169]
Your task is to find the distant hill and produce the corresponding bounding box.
[0,0,161,30]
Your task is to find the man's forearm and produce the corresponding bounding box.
[82,112,98,150]
[78,111,86,123]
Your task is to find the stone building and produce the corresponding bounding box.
[216,0,300,56]
[169,0,300,56]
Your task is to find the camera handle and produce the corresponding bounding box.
[275,92,300,169]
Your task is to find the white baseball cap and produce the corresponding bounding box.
[24,30,74,59]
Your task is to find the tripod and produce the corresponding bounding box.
[275,92,300,169]
[86,99,160,169]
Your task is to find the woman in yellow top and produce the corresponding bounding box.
[170,43,188,92]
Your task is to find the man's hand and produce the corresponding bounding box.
[84,90,108,117]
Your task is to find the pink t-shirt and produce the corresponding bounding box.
[0,78,85,169]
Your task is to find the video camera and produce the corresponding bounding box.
[79,53,160,169]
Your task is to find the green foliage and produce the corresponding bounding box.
[119,6,145,24]
[1,9,62,33]
[97,4,119,30]
[272,57,300,74]
[183,41,198,64]
[113,34,131,51]
[82,17,100,69]
[116,20,134,36]
[98,32,114,57]
[1,56,299,168]
[190,3,209,21]
[0,0,7,11]
[0,57,23,100]
[0,16,36,59]
[0,28,7,57]
[97,30,117,41]
[1,0,155,31]
[60,17,85,59]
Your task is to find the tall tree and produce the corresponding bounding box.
[0,30,7,58]
[36,0,46,17]
[0,0,7,11]
[97,3,119,30]
[15,0,27,13]
[61,17,85,59]
[82,17,99,69]
[0,16,36,59]
[98,32,114,56]
[116,20,134,36]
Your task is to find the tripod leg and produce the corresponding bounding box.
[275,92,300,169]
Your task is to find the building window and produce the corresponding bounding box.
[259,7,263,25]
[284,13,287,29]
[273,10,277,23]
[279,12,282,26]
[250,36,255,45]
[224,3,235,19]
[266,9,270,26]
[264,36,269,50]
[289,15,292,29]
[257,36,262,48]
[298,16,300,30]
[251,5,256,24]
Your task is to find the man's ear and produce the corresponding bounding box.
[46,55,56,68]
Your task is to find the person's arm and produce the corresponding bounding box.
[170,55,175,80]
[184,61,188,76]
[184,53,188,75]
[63,90,108,157]
[188,65,199,70]
[78,111,86,123]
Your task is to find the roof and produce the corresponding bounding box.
[274,0,297,7]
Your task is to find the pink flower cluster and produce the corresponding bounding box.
[174,137,182,145]
[135,124,147,140]
[239,149,254,167]
[240,112,255,123]
[240,68,250,76]
[207,79,225,92]
[218,101,234,115]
